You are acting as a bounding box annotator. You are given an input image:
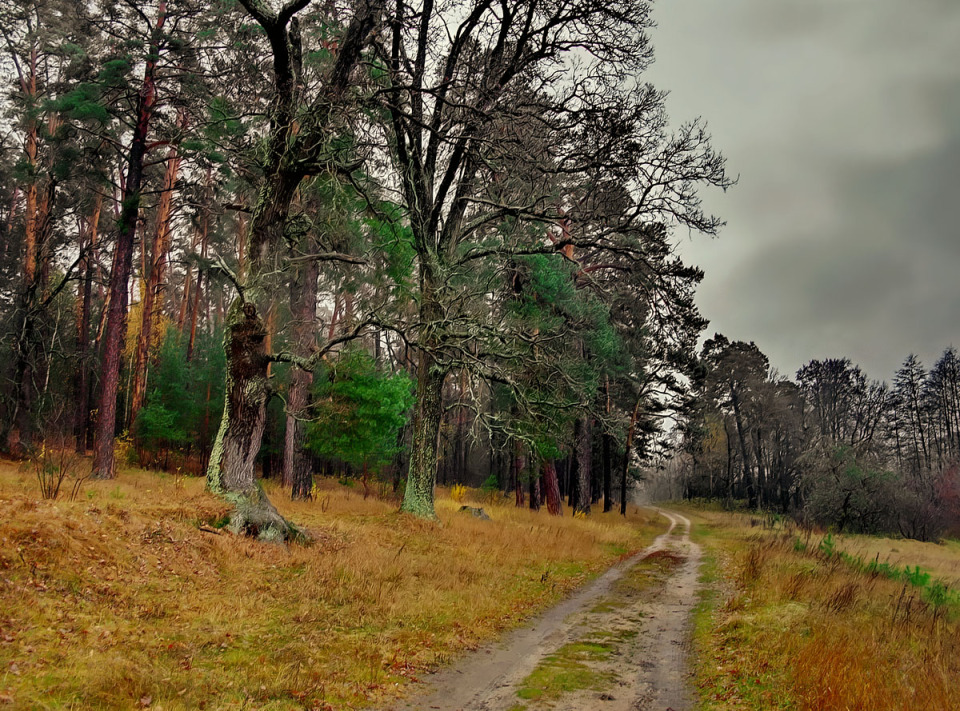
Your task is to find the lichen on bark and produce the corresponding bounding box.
[206,297,305,543]
[400,354,447,520]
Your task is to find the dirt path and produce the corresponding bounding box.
[385,510,702,711]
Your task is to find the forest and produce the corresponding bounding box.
[0,0,733,536]
[680,339,960,541]
[3,0,958,543]
[5,1,960,710]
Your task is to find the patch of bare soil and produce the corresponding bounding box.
[385,510,702,711]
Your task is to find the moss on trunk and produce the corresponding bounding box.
[206,297,304,542]
[401,352,446,520]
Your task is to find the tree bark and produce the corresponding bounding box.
[574,415,592,515]
[542,458,562,515]
[512,441,525,508]
[602,430,613,513]
[205,298,297,540]
[130,139,182,425]
[602,378,613,512]
[92,1,166,479]
[401,345,446,519]
[185,229,207,362]
[729,384,756,508]
[74,194,102,452]
[284,236,319,499]
[621,395,642,516]
[529,461,541,511]
[6,76,58,453]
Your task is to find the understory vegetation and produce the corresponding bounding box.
[0,462,663,709]
[686,506,960,710]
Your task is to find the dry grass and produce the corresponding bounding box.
[0,462,663,710]
[683,507,960,710]
[829,532,960,587]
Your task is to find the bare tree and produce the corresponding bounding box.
[375,0,729,519]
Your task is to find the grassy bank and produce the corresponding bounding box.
[0,462,662,709]
[683,506,960,710]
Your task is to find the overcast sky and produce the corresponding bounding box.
[643,0,960,382]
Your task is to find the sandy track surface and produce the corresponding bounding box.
[385,510,702,711]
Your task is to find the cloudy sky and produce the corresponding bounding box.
[644,0,960,382]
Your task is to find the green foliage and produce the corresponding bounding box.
[817,544,959,611]
[133,326,226,462]
[367,201,415,293]
[481,474,500,493]
[50,84,110,124]
[306,349,414,474]
[818,533,836,558]
[903,565,931,588]
[801,446,899,534]
[204,96,246,141]
[923,581,951,609]
[97,57,133,89]
[135,400,188,453]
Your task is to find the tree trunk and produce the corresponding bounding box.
[206,298,297,540]
[602,430,613,513]
[92,2,166,478]
[284,236,319,499]
[513,440,525,507]
[6,99,58,454]
[131,140,181,425]
[621,395,642,516]
[74,195,102,452]
[729,385,756,508]
[543,458,563,516]
[206,0,381,535]
[529,461,541,511]
[574,415,592,515]
[602,378,613,512]
[401,347,446,519]
[185,243,205,364]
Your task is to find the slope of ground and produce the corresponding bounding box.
[682,506,960,710]
[0,461,663,709]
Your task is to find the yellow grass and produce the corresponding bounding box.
[829,532,960,587]
[0,462,663,709]
[682,506,960,711]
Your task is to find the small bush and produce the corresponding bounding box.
[819,533,836,558]
[113,433,137,468]
[923,580,951,609]
[24,444,87,501]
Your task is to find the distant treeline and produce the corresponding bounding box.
[680,334,960,540]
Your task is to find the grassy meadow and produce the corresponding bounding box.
[683,505,960,710]
[0,460,663,710]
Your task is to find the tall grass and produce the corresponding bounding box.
[0,464,662,709]
[688,511,960,710]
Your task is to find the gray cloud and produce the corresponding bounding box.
[647,0,960,381]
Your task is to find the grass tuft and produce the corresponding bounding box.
[516,641,616,701]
